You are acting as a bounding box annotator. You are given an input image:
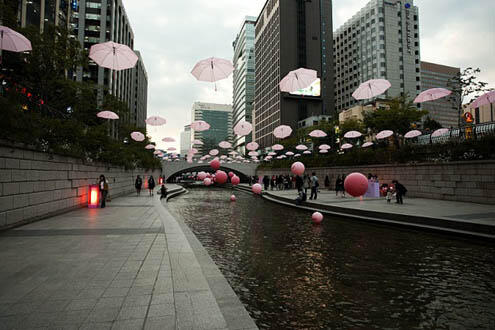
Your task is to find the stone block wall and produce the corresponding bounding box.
[257,160,495,205]
[0,145,161,229]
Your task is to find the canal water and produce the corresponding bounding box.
[167,187,495,329]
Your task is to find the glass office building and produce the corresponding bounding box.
[191,102,233,155]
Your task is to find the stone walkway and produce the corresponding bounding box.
[0,185,257,330]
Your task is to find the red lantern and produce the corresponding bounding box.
[88,185,99,208]
[159,177,163,185]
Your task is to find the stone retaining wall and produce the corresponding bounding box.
[0,145,161,229]
[257,161,495,205]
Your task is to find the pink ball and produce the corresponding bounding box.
[344,172,369,197]
[215,170,228,184]
[230,195,236,202]
[228,172,234,177]
[291,161,305,176]
[231,175,240,186]
[312,212,323,224]
[204,178,212,186]
[252,183,262,195]
[210,159,220,171]
[197,172,207,180]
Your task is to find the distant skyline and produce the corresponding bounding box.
[124,0,495,151]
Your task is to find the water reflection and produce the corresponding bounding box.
[167,188,495,329]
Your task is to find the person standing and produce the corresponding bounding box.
[309,172,319,200]
[135,175,142,196]
[303,174,311,195]
[148,175,156,196]
[325,175,330,190]
[263,175,270,191]
[159,184,168,200]
[98,175,109,208]
[295,175,304,192]
[270,175,276,190]
[340,174,347,197]
[392,180,407,204]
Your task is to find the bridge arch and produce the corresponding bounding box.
[162,161,257,182]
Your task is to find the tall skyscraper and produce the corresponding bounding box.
[232,16,256,154]
[334,0,421,113]
[180,125,192,156]
[191,102,233,155]
[254,0,335,149]
[16,0,71,32]
[420,61,460,128]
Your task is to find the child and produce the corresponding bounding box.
[159,184,168,200]
[386,187,394,203]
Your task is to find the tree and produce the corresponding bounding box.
[422,116,442,131]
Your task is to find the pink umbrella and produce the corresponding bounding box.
[376,130,394,140]
[248,151,259,157]
[209,149,219,156]
[294,154,301,158]
[191,57,234,83]
[362,142,374,148]
[219,141,232,149]
[130,132,145,142]
[191,120,210,131]
[192,139,204,145]
[229,151,238,155]
[89,41,138,70]
[352,79,391,100]
[309,130,327,138]
[153,150,161,155]
[162,137,175,142]
[220,155,228,159]
[286,151,295,156]
[246,142,259,151]
[272,144,284,151]
[414,88,452,103]
[97,111,119,120]
[405,130,422,139]
[167,147,177,151]
[234,121,253,136]
[344,131,362,138]
[190,148,199,154]
[303,151,312,155]
[0,26,32,55]
[268,152,277,156]
[319,144,331,150]
[145,144,155,150]
[273,125,292,139]
[145,116,167,126]
[342,143,353,150]
[279,68,318,93]
[319,150,328,154]
[432,128,450,137]
[471,90,495,108]
[296,145,308,151]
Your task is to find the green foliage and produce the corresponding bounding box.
[278,119,339,151]
[422,116,443,131]
[339,118,366,136]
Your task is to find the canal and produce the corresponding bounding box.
[167,187,495,329]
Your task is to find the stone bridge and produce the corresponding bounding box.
[162,160,258,182]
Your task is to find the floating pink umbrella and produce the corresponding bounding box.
[229,151,238,155]
[319,149,328,154]
[296,145,308,151]
[145,144,155,150]
[352,79,391,100]
[89,41,138,70]
[344,131,362,138]
[294,154,301,158]
[319,144,331,150]
[362,142,374,148]
[153,150,161,155]
[0,26,32,55]
[246,142,259,151]
[190,148,199,154]
[376,130,394,140]
[234,121,253,136]
[162,137,175,143]
[191,57,234,90]
[272,144,284,151]
[432,128,450,137]
[130,132,145,142]
[286,151,295,156]
[268,152,277,156]
[219,141,232,149]
[220,155,228,159]
[209,149,219,156]
[97,111,119,120]
[303,151,312,155]
[248,151,259,157]
[279,68,318,93]
[405,130,422,139]
[145,116,167,126]
[191,120,210,132]
[273,125,292,139]
[167,147,177,151]
[309,130,327,138]
[471,90,495,108]
[192,139,204,145]
[342,143,353,150]
[414,88,452,103]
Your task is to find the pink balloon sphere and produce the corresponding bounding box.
[210,159,220,171]
[291,162,305,176]
[197,172,207,180]
[312,212,323,224]
[344,172,369,197]
[252,183,262,195]
[231,175,240,186]
[228,172,234,177]
[230,195,236,202]
[216,170,228,184]
[204,178,212,186]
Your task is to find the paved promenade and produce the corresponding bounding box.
[0,185,257,330]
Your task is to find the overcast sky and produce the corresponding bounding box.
[124,0,494,150]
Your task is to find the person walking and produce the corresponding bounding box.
[98,175,109,208]
[309,172,319,200]
[135,175,142,196]
[303,174,311,195]
[148,175,156,196]
[392,180,407,204]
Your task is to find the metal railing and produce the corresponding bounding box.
[414,122,495,145]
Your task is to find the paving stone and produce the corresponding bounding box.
[65,299,98,311]
[79,322,113,330]
[116,305,148,320]
[144,316,176,330]
[122,295,152,307]
[84,307,120,323]
[150,293,174,305]
[102,287,130,298]
[111,318,145,330]
[147,303,175,318]
[94,297,125,309]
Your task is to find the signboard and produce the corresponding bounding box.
[289,79,321,97]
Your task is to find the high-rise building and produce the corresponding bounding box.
[16,0,71,32]
[232,16,256,154]
[334,0,421,113]
[180,125,192,156]
[191,102,232,155]
[420,61,460,128]
[254,0,335,149]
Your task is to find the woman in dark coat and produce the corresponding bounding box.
[148,176,156,196]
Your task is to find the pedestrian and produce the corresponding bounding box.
[291,175,296,190]
[340,174,347,197]
[335,175,341,197]
[135,175,142,196]
[325,175,330,190]
[303,174,311,195]
[277,175,283,190]
[98,175,109,208]
[392,180,407,204]
[270,175,276,190]
[159,184,168,200]
[309,172,319,200]
[386,186,394,203]
[263,175,270,190]
[148,175,156,196]
[295,175,304,192]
